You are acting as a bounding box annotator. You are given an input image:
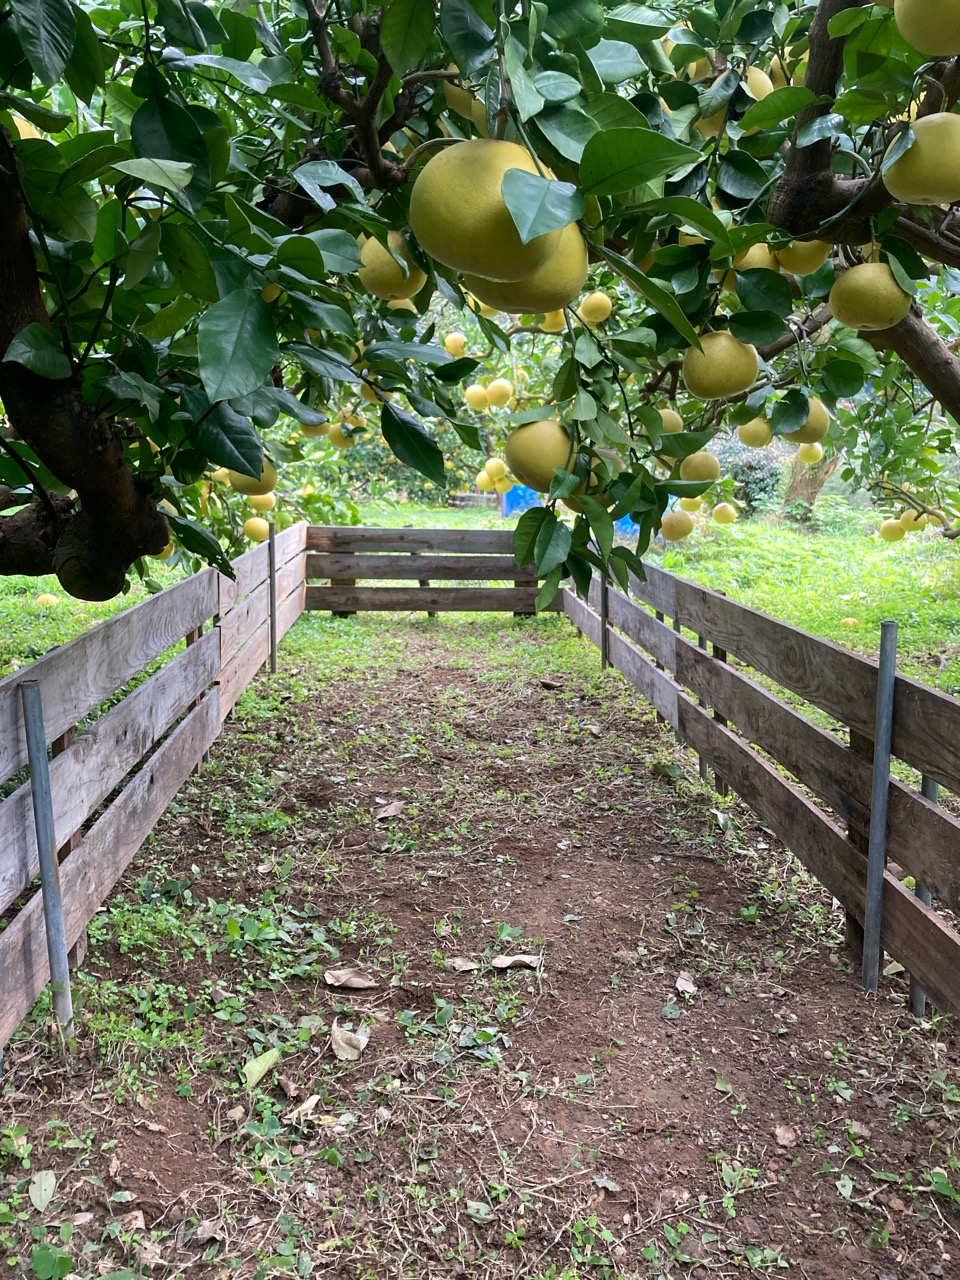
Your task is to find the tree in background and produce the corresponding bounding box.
[2,0,960,601]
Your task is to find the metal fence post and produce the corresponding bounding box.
[19,681,75,1051]
[909,775,938,1017]
[599,576,609,670]
[862,620,898,995]
[268,523,278,675]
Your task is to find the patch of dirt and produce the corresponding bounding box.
[2,615,958,1279]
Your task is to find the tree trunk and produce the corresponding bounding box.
[781,455,840,522]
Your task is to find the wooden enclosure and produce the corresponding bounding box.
[564,565,960,1017]
[2,523,959,1049]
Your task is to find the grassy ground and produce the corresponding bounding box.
[4,612,957,1278]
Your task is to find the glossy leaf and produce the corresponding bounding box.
[534,511,572,576]
[440,0,494,74]
[380,402,447,485]
[3,324,72,380]
[198,289,279,403]
[381,0,435,74]
[10,0,77,86]
[581,128,700,196]
[502,170,584,244]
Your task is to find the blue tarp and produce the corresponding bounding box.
[502,484,640,536]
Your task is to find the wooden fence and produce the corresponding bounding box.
[3,523,959,1049]
[0,524,306,1050]
[563,565,960,1016]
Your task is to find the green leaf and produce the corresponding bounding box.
[364,340,452,367]
[735,268,794,317]
[771,389,810,436]
[536,564,564,612]
[544,0,605,45]
[10,0,76,86]
[594,243,701,349]
[641,196,732,250]
[575,495,614,559]
[166,512,235,576]
[306,229,363,275]
[655,429,716,459]
[501,170,584,245]
[440,0,495,74]
[28,1170,56,1214]
[292,160,364,209]
[514,506,550,565]
[198,289,279,403]
[182,390,264,475]
[533,70,582,103]
[587,39,644,83]
[0,93,71,133]
[63,7,105,104]
[534,104,599,162]
[820,360,865,399]
[381,0,435,74]
[123,217,161,290]
[580,128,699,197]
[241,1046,281,1090]
[104,372,162,422]
[160,223,219,301]
[534,511,572,576]
[605,4,670,44]
[286,344,359,382]
[130,96,211,212]
[739,85,816,132]
[380,402,447,485]
[112,158,196,195]
[3,323,71,380]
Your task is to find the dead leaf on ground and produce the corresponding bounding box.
[374,800,405,820]
[330,1021,371,1061]
[490,954,541,970]
[675,971,698,996]
[196,1220,223,1243]
[120,1209,146,1231]
[445,956,481,972]
[242,1047,281,1089]
[584,724,601,736]
[323,967,379,989]
[540,677,565,689]
[849,1120,872,1140]
[284,1094,322,1123]
[774,1123,798,1148]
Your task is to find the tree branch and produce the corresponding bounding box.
[865,310,960,421]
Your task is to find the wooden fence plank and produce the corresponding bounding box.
[218,528,303,614]
[606,588,677,671]
[0,693,220,1049]
[0,569,219,784]
[305,553,537,581]
[276,579,303,644]
[304,586,559,613]
[607,628,679,729]
[218,622,270,722]
[306,526,516,554]
[627,563,677,618]
[675,694,960,1016]
[673,640,960,912]
[562,587,602,647]
[220,558,303,664]
[0,630,220,916]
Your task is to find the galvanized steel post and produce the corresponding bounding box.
[19,680,75,1049]
[268,523,278,675]
[862,620,898,995]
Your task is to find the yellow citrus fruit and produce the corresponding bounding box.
[893,0,960,55]
[745,65,774,101]
[712,502,737,524]
[576,290,613,326]
[388,298,417,314]
[228,458,277,496]
[504,419,573,492]
[328,424,356,449]
[243,516,270,542]
[484,457,507,481]
[659,408,683,433]
[486,378,514,408]
[462,221,589,314]
[738,418,772,447]
[879,518,906,542]
[678,496,703,513]
[539,309,566,333]
[797,441,824,464]
[443,79,476,121]
[829,263,912,331]
[409,139,561,282]
[494,477,513,494]
[444,332,467,357]
[464,383,488,409]
[152,543,175,560]
[250,492,277,512]
[783,397,831,444]
[733,243,781,273]
[682,332,759,400]
[476,470,495,492]
[466,294,499,318]
[882,112,960,204]
[302,422,330,437]
[358,230,427,300]
[679,451,722,482]
[899,508,928,531]
[774,240,831,275]
[35,592,60,606]
[209,466,231,482]
[261,283,281,303]
[841,617,860,628]
[660,510,695,541]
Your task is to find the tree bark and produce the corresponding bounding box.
[781,455,841,521]
[0,129,168,598]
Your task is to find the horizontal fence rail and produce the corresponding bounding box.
[565,571,960,1017]
[304,525,556,614]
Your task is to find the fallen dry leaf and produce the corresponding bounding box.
[323,967,379,989]
[120,1209,146,1231]
[445,956,481,972]
[224,1104,245,1122]
[490,954,541,970]
[675,971,698,996]
[774,1123,798,1148]
[330,1020,371,1061]
[374,800,405,820]
[539,677,565,689]
[285,1093,322,1123]
[278,1075,300,1100]
[849,1119,872,1140]
[195,1220,223,1243]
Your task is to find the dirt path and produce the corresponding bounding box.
[3,613,958,1279]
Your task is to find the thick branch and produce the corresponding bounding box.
[0,498,72,576]
[866,310,960,420]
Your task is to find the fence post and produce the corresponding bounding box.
[19,681,75,1052]
[696,634,710,783]
[862,619,898,995]
[410,549,437,618]
[51,727,85,968]
[909,775,938,1017]
[268,523,278,674]
[599,576,609,670]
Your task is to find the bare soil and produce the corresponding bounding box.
[2,613,958,1280]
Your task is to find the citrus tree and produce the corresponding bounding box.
[2,0,960,602]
